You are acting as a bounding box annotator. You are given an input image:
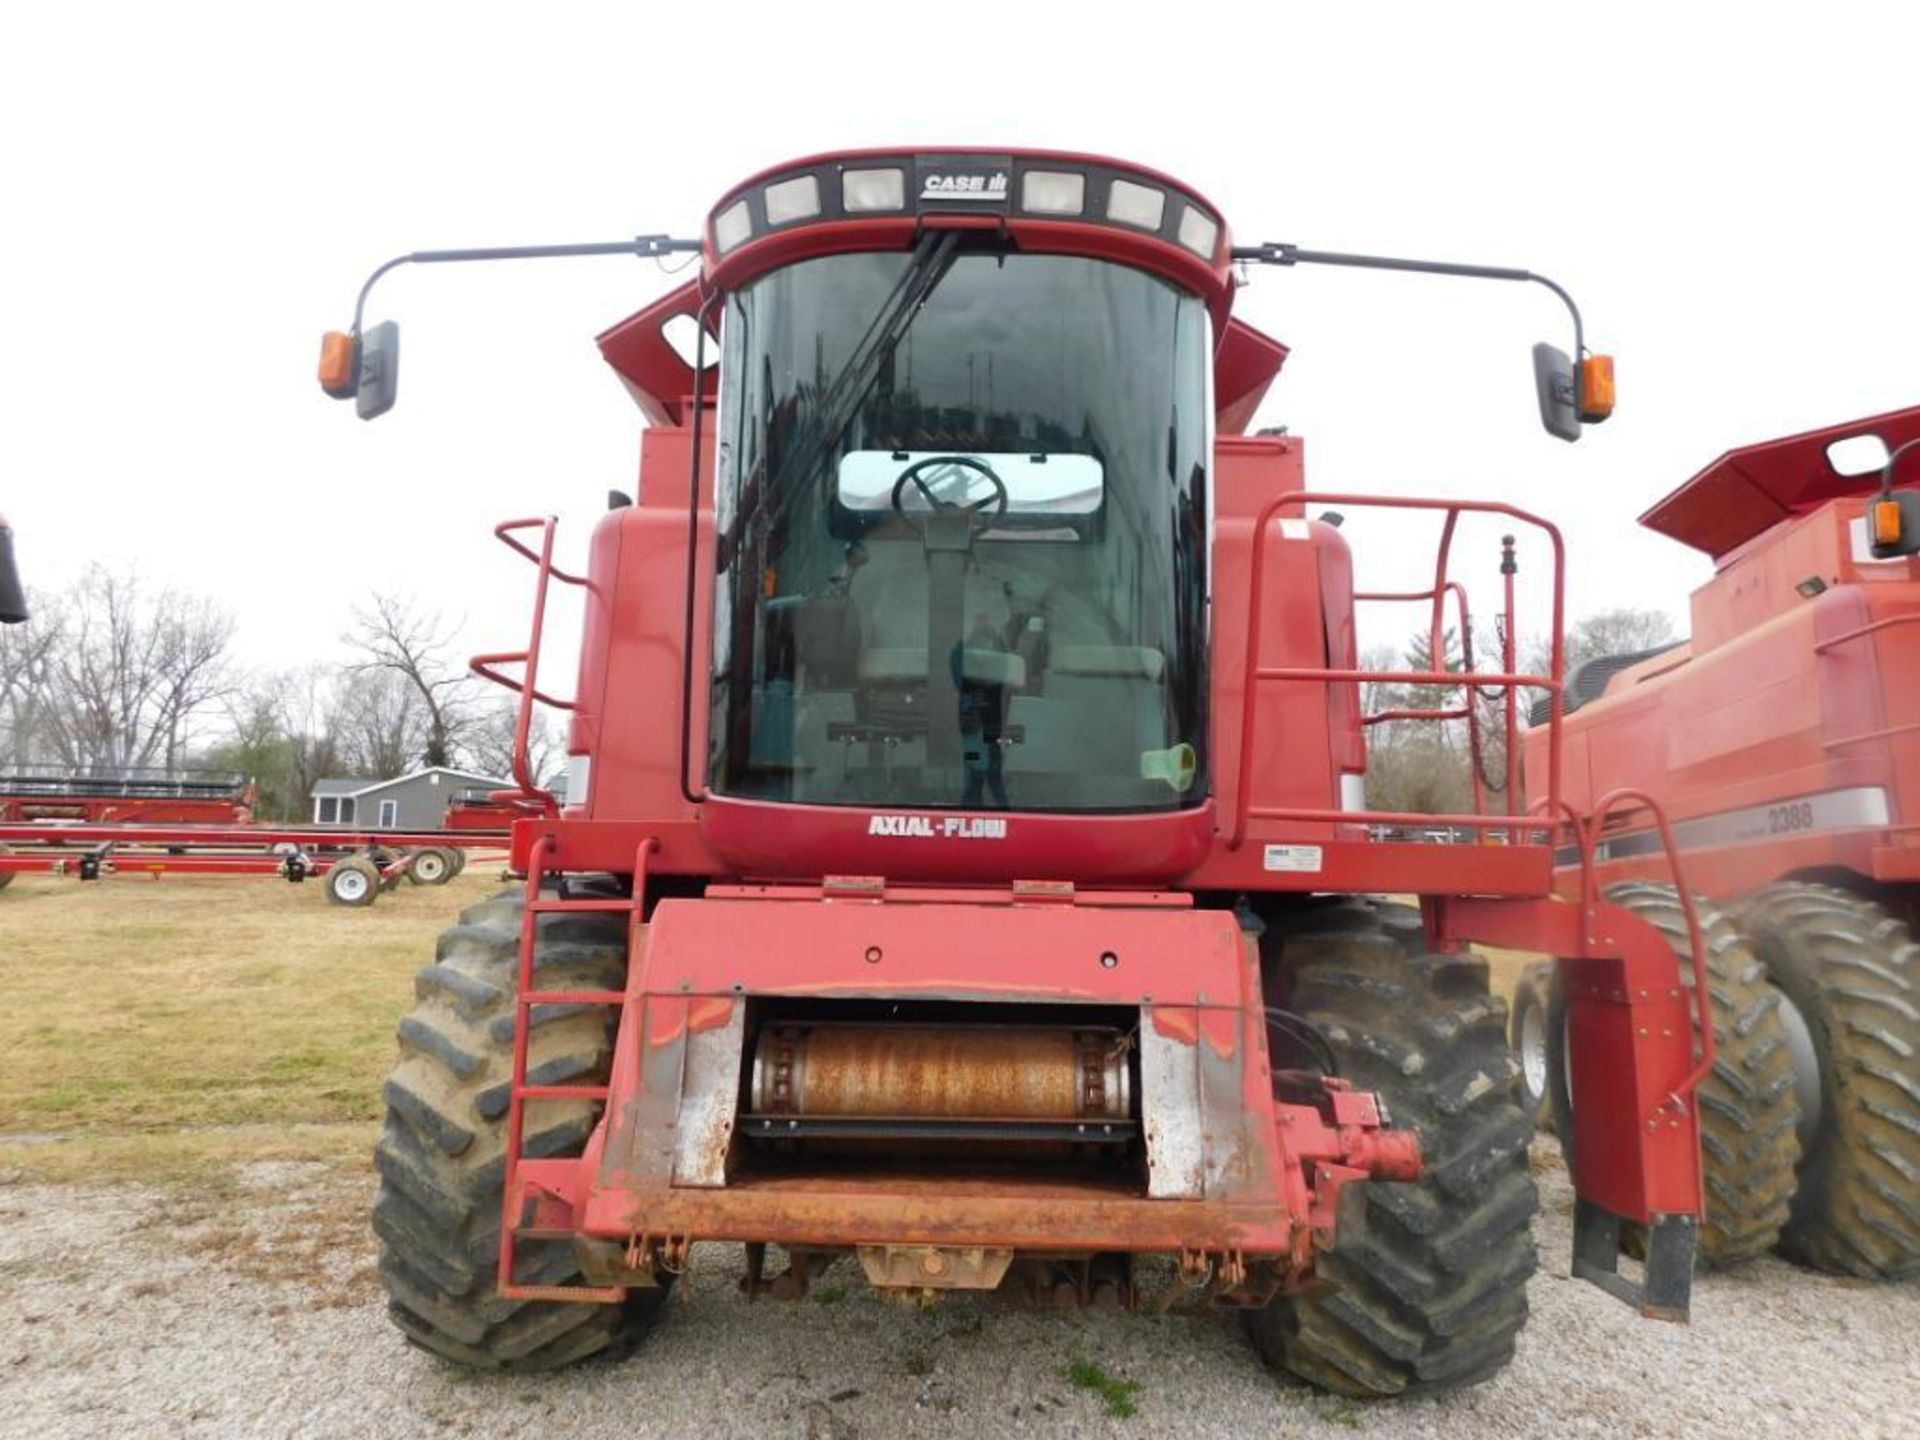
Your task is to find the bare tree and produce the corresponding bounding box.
[0,592,63,766]
[277,665,348,799]
[335,669,428,779]
[1522,606,1680,680]
[464,700,563,788]
[1358,631,1478,817]
[29,567,235,772]
[344,594,477,768]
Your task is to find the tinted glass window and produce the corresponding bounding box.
[711,250,1211,813]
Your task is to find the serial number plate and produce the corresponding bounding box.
[1263,844,1323,873]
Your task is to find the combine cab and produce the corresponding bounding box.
[1523,406,1920,1279]
[330,148,1709,1397]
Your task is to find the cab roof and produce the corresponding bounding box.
[1641,403,1920,560]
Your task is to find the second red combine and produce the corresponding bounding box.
[1522,407,1920,1280]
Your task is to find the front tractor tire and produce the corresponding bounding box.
[373,887,670,1369]
[1736,883,1920,1278]
[1550,883,1802,1267]
[1244,900,1537,1398]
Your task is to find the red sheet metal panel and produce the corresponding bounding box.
[1642,404,1920,561]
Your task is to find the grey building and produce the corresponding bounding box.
[308,766,509,830]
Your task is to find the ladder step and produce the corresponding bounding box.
[520,989,625,1007]
[500,1281,625,1304]
[516,1084,610,1101]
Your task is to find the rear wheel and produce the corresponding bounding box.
[327,856,381,907]
[373,887,671,1368]
[1509,963,1553,1129]
[1735,883,1920,1278]
[1244,899,1536,1398]
[1549,883,1801,1267]
[407,848,454,886]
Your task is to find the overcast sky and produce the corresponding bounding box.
[3,3,1913,686]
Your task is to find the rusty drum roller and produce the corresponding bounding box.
[750,1025,1132,1129]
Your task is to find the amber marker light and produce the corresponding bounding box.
[318,331,358,399]
[1870,495,1904,549]
[1578,354,1616,422]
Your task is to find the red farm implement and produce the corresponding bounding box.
[0,820,506,905]
[0,765,257,825]
[315,147,1708,1398]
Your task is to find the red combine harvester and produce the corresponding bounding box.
[321,148,1706,1397]
[1520,407,1920,1279]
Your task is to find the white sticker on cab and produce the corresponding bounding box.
[1263,844,1323,873]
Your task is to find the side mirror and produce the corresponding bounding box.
[317,320,401,420]
[1532,346,1616,443]
[1532,343,1581,443]
[0,518,28,625]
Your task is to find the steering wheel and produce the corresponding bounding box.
[889,455,1010,525]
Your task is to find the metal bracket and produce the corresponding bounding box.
[1571,1199,1695,1322]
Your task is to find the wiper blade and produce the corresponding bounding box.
[767,230,961,511]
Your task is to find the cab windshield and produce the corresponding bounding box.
[711,247,1211,813]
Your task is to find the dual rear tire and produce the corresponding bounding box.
[1542,880,1920,1279]
[1734,884,1920,1278]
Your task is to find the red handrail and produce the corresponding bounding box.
[1228,491,1566,851]
[469,517,586,809]
[1528,788,1715,1118]
[1585,787,1717,1114]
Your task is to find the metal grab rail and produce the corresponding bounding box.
[469,517,585,808]
[1228,492,1567,850]
[1529,789,1716,1119]
[1814,610,1920,749]
[1811,609,1920,653]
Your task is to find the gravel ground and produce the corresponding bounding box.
[1,1144,1915,1440]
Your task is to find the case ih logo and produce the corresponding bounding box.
[920,171,1008,201]
[867,813,1008,839]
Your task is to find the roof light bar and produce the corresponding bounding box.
[704,155,1233,276]
[842,168,906,212]
[713,199,753,254]
[1177,204,1220,260]
[763,175,821,226]
[1021,170,1086,215]
[1106,178,1166,230]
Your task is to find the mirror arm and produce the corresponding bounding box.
[349,236,704,334]
[1881,438,1920,498]
[1230,241,1587,384]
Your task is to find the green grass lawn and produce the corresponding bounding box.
[0,865,505,1183]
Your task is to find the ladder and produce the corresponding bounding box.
[496,832,658,1303]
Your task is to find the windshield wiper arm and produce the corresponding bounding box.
[767,230,962,513]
